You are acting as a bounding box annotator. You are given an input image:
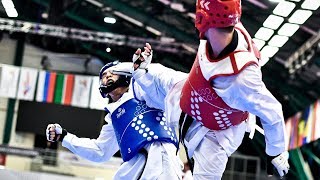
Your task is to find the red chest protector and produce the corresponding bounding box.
[180,57,249,130]
[180,24,259,130]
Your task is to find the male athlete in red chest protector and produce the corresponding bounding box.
[131,0,290,179]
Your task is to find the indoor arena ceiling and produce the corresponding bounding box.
[1,0,320,118]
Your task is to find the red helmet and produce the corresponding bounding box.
[195,0,242,37]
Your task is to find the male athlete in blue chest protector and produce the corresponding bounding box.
[46,61,183,180]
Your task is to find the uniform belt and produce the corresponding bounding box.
[137,148,148,180]
[179,112,194,145]
[178,112,194,173]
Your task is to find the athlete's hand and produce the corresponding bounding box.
[267,151,290,178]
[132,43,153,70]
[46,123,67,142]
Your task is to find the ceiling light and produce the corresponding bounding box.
[103,17,116,24]
[182,44,197,53]
[146,26,162,36]
[278,23,300,36]
[259,55,270,67]
[268,35,289,47]
[187,13,196,19]
[170,3,186,12]
[263,15,284,30]
[41,13,48,19]
[2,0,14,8]
[158,0,170,5]
[273,1,295,17]
[1,0,18,17]
[85,0,103,8]
[261,45,279,58]
[301,0,320,10]
[288,9,312,24]
[252,38,266,50]
[160,36,175,43]
[254,27,274,41]
[3,7,18,17]
[106,47,111,52]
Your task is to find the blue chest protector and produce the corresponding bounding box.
[109,98,178,162]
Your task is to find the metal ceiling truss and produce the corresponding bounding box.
[282,30,320,70]
[0,18,195,54]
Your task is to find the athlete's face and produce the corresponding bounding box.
[101,70,120,86]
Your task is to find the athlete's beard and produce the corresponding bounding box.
[100,79,118,94]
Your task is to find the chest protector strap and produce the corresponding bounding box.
[111,98,178,161]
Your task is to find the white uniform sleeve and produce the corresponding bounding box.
[132,63,188,110]
[213,64,286,156]
[62,119,119,163]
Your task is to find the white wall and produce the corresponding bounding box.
[0,34,17,65]
[0,97,8,143]
[0,35,35,148]
[22,43,46,69]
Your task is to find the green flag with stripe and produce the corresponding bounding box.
[54,73,65,104]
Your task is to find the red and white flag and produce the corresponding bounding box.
[16,67,38,101]
[71,75,92,108]
[54,73,75,105]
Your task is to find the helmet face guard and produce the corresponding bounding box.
[99,75,131,98]
[195,0,242,38]
[98,61,132,98]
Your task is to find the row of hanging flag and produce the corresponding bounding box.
[285,100,320,150]
[0,64,108,110]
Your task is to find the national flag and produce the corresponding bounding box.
[304,104,314,143]
[286,100,320,150]
[288,112,300,150]
[89,76,109,110]
[312,100,320,140]
[285,118,292,150]
[36,71,57,102]
[0,153,6,165]
[54,74,75,105]
[54,73,64,104]
[71,75,92,108]
[16,67,38,101]
[298,107,310,146]
[0,64,20,98]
